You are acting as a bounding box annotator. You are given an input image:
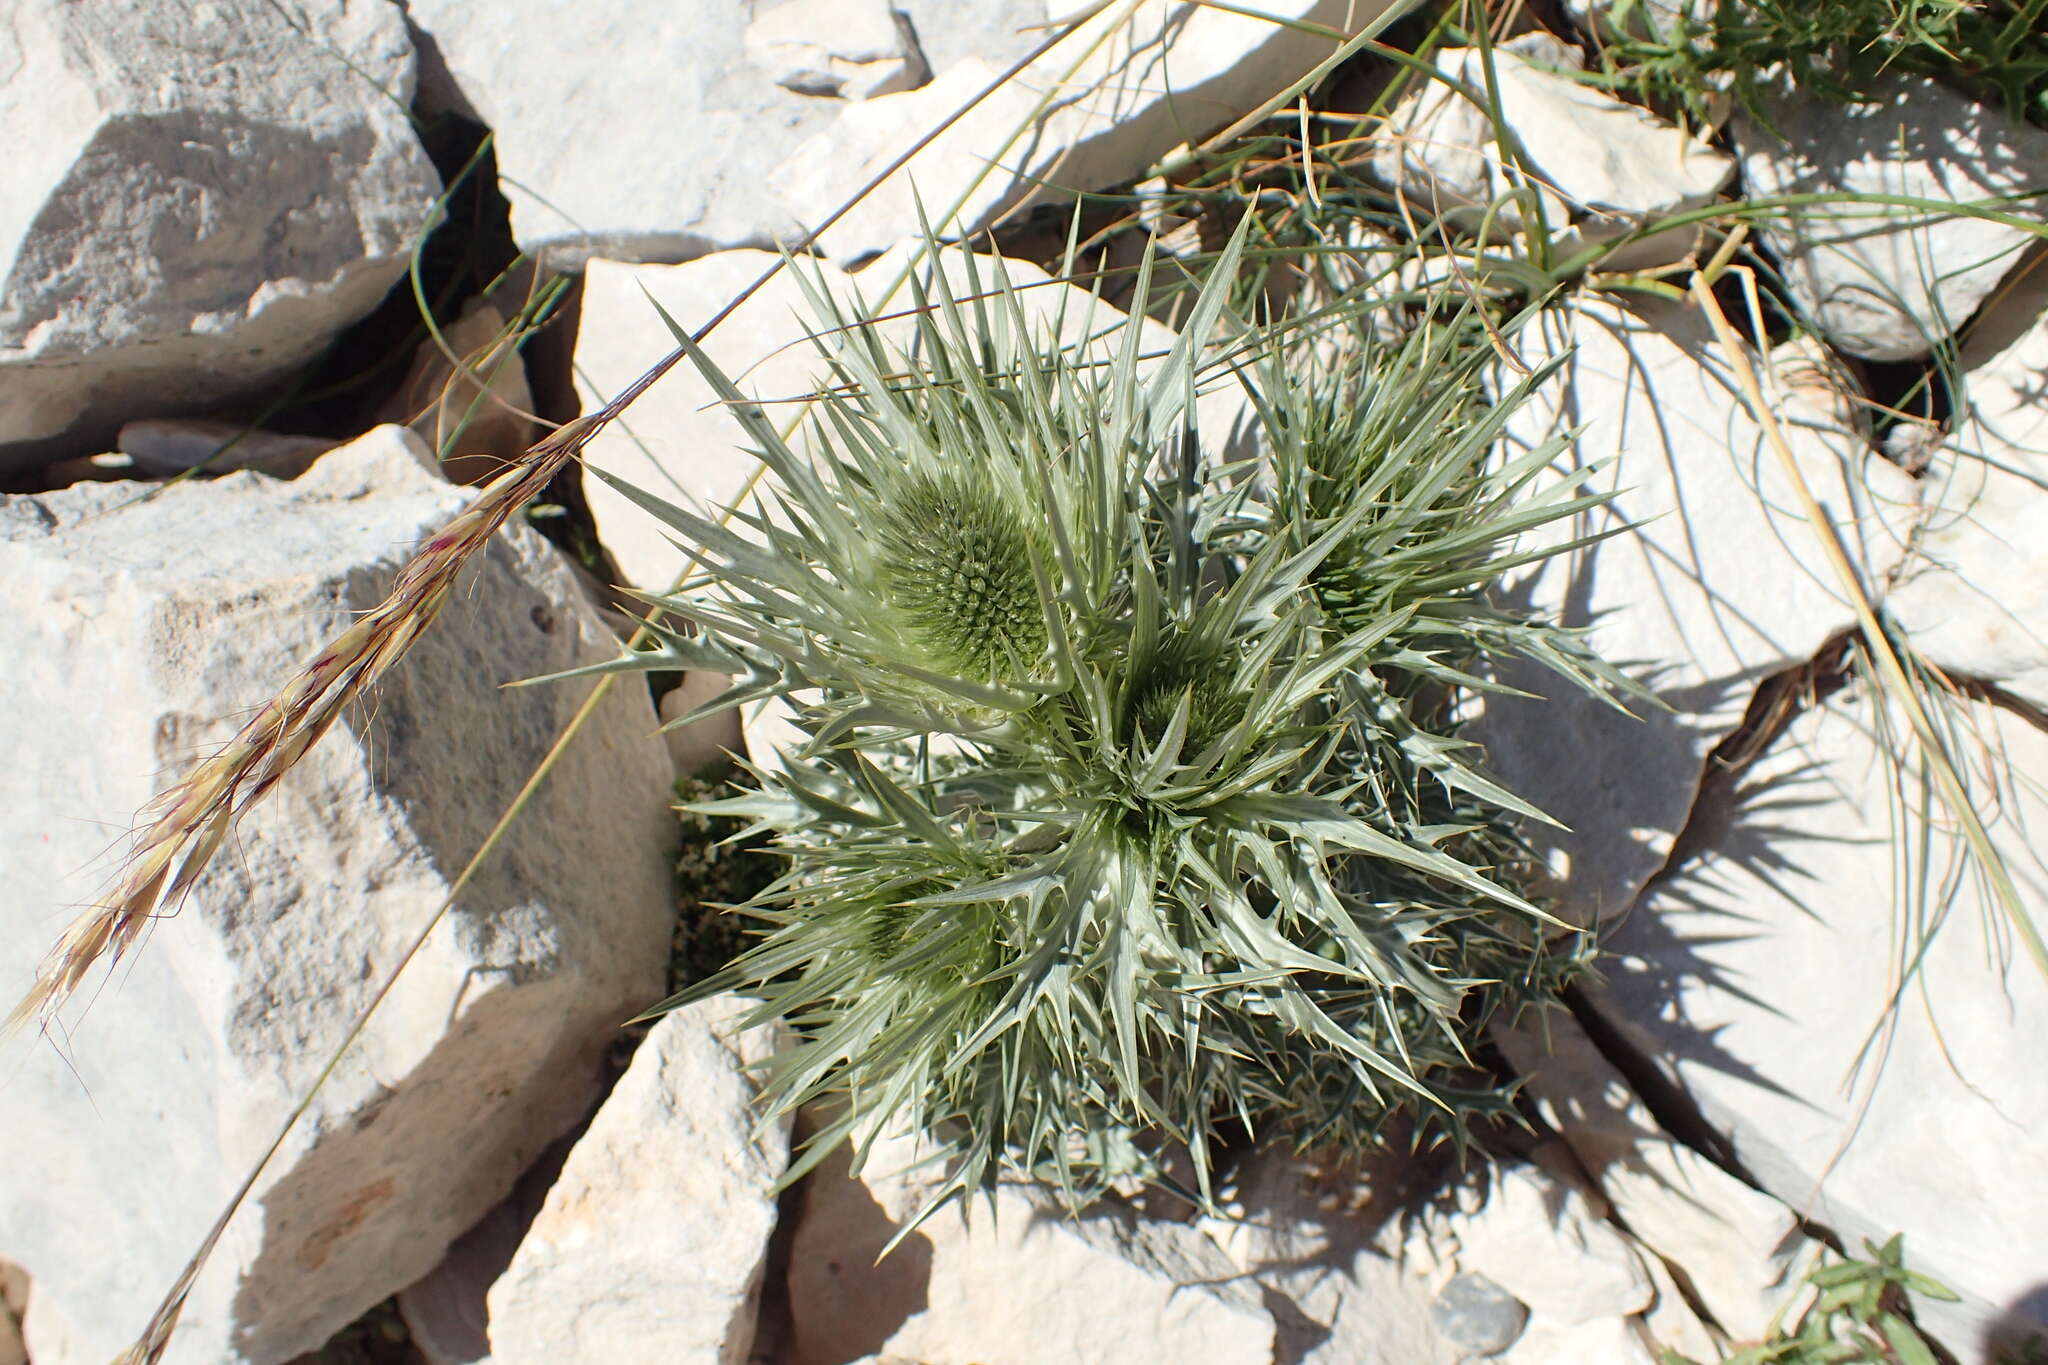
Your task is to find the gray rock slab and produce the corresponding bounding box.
[1431,1272,1529,1356]
[1886,264,2048,710]
[1494,1013,1816,1341]
[744,0,928,101]
[405,0,1041,269]
[1371,35,1730,261]
[485,999,789,1365]
[1469,297,1920,923]
[778,0,1395,264]
[786,1121,1275,1365]
[1735,74,2048,361]
[1590,684,2048,1352]
[1199,1148,1462,1365]
[1,428,675,1365]
[0,0,439,471]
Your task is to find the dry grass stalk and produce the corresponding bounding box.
[5,415,600,1035]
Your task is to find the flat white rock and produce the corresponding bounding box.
[1372,35,1730,259]
[1735,74,2048,361]
[1470,296,1920,922]
[1430,1165,1654,1327]
[0,428,675,1364]
[1498,1312,1660,1365]
[405,0,1041,268]
[780,0,1396,263]
[1593,685,2048,1350]
[745,0,928,101]
[1201,1148,1461,1365]
[0,0,438,471]
[1886,268,2048,709]
[785,1124,1275,1365]
[485,998,790,1364]
[1495,1014,1816,1341]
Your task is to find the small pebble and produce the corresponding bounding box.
[1430,1271,1530,1358]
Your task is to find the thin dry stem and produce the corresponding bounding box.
[6,416,597,1035]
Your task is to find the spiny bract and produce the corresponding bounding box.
[575,223,1627,1215]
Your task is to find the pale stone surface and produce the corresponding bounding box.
[1432,1166,1654,1327]
[1638,1255,1721,1363]
[1430,1273,1528,1355]
[1499,1313,1660,1365]
[1372,34,1730,260]
[0,0,439,471]
[1469,296,1920,922]
[779,0,1393,263]
[406,0,1040,268]
[1886,268,2048,710]
[1592,686,2048,1350]
[394,1132,574,1365]
[1201,1148,1461,1365]
[0,428,675,1365]
[572,250,850,594]
[1735,74,2048,361]
[1496,1013,1814,1341]
[745,0,928,101]
[485,999,790,1365]
[116,419,338,478]
[787,1123,1275,1365]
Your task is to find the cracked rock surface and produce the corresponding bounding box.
[1470,295,1920,922]
[0,0,439,473]
[0,431,675,1365]
[1590,683,2048,1350]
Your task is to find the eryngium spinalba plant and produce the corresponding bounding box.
[574,224,1625,1214]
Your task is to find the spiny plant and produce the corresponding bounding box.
[563,219,1632,1215]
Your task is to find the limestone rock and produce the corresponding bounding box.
[1430,1273,1529,1356]
[1592,685,2048,1350]
[1432,1166,1654,1327]
[485,999,790,1364]
[786,1123,1275,1365]
[779,0,1393,264]
[405,0,1040,268]
[0,427,675,1364]
[0,0,439,472]
[1499,1313,1660,1364]
[1886,270,2048,710]
[1371,34,1730,262]
[1469,296,1920,922]
[1200,1148,1460,1365]
[1735,74,2048,361]
[1495,1013,1815,1341]
[571,250,849,593]
[661,674,747,779]
[745,0,929,101]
